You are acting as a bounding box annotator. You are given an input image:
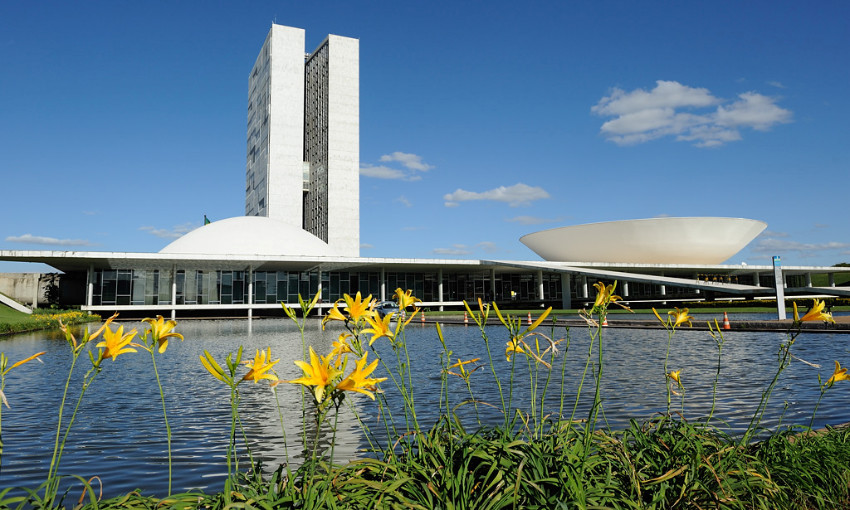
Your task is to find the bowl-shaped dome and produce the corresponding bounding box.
[160,216,338,257]
[519,217,767,264]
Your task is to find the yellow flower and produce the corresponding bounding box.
[343,292,376,323]
[592,282,626,311]
[321,303,348,328]
[362,313,395,346]
[336,353,386,400]
[142,315,184,353]
[329,334,354,367]
[669,308,693,328]
[1,351,46,377]
[96,325,138,361]
[287,347,341,403]
[667,370,682,387]
[241,347,280,383]
[506,338,526,362]
[825,360,849,388]
[447,358,481,380]
[795,299,835,323]
[394,288,420,309]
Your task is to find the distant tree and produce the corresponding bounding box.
[41,273,60,307]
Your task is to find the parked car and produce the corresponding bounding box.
[375,300,400,318]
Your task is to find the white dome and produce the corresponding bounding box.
[519,217,767,264]
[159,216,338,257]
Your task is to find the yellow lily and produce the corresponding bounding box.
[505,338,526,362]
[447,358,481,380]
[336,353,386,400]
[344,292,376,322]
[321,302,348,328]
[667,370,682,387]
[241,347,280,383]
[1,351,46,408]
[362,312,395,345]
[669,308,693,328]
[825,360,850,388]
[795,299,835,323]
[394,288,420,309]
[287,347,342,403]
[142,315,184,353]
[329,333,354,367]
[96,325,138,361]
[1,351,46,377]
[592,281,629,312]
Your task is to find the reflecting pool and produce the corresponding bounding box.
[1,318,848,498]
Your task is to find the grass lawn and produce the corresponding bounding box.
[0,303,31,324]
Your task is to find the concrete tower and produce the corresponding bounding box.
[245,24,359,256]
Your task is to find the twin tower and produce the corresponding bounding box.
[245,24,360,256]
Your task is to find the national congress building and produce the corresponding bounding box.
[2,24,848,317]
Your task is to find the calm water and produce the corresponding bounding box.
[1,317,848,497]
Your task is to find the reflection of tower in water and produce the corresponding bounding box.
[232,321,371,471]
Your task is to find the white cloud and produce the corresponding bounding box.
[362,152,434,180]
[360,243,374,250]
[139,222,197,239]
[767,81,786,89]
[5,234,94,247]
[394,195,413,207]
[359,164,406,179]
[592,80,792,147]
[443,183,550,208]
[432,244,472,255]
[476,241,499,253]
[379,151,434,172]
[751,238,850,258]
[506,215,560,225]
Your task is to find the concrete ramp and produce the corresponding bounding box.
[0,292,32,314]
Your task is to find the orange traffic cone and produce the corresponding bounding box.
[602,316,608,327]
[464,311,469,325]
[527,312,532,325]
[722,311,731,330]
[421,310,425,323]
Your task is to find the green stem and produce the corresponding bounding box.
[707,343,723,424]
[809,389,826,430]
[47,353,80,485]
[150,351,172,495]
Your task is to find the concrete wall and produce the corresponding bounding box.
[0,273,47,308]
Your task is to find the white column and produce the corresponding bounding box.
[316,270,323,317]
[806,273,812,288]
[438,268,444,312]
[560,273,571,310]
[32,273,39,309]
[753,271,761,287]
[829,273,835,287]
[773,256,786,320]
[490,268,496,302]
[171,265,177,320]
[86,265,94,308]
[622,281,630,298]
[581,276,588,298]
[380,267,386,301]
[537,270,545,301]
[248,265,254,320]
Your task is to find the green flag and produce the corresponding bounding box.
[204,214,211,225]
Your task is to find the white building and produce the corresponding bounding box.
[245,24,359,256]
[2,24,849,317]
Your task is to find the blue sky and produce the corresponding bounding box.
[1,1,848,272]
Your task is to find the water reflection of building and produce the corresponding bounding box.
[2,24,850,315]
